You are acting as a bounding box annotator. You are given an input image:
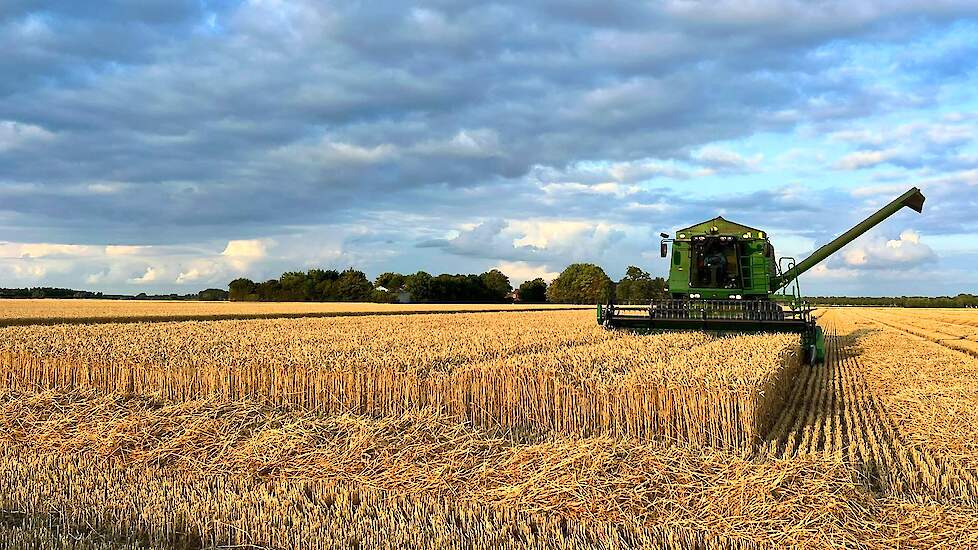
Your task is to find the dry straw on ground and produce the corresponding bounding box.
[3,390,978,549]
[827,309,978,478]
[763,309,978,505]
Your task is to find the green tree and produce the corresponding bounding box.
[370,289,399,303]
[546,263,612,304]
[335,268,373,301]
[518,278,547,303]
[375,272,406,291]
[480,269,512,302]
[615,266,668,304]
[279,271,308,301]
[305,269,331,299]
[228,278,258,301]
[256,279,282,301]
[198,288,229,301]
[313,269,341,300]
[404,271,432,302]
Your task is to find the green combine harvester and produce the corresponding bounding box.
[598,187,925,365]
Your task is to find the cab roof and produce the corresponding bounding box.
[677,216,765,236]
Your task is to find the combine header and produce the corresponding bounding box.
[598,187,925,364]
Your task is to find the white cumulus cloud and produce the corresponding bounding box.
[129,267,161,284]
[222,239,268,258]
[491,261,560,285]
[691,146,762,173]
[841,230,935,270]
[0,242,98,259]
[175,266,214,284]
[105,245,150,256]
[0,120,55,151]
[835,149,900,170]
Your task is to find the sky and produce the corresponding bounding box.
[1,1,977,297]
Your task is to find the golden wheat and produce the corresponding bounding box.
[0,298,589,327]
[858,307,978,357]
[8,307,976,548]
[0,310,798,447]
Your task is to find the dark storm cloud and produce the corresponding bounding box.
[1,0,977,248]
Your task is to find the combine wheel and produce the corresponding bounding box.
[812,326,825,363]
[802,325,826,366]
[804,327,826,366]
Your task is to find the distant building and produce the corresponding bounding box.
[507,289,520,303]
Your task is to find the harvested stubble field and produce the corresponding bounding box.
[2,307,978,548]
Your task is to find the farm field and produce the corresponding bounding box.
[0,298,588,326]
[2,307,978,548]
[852,307,978,358]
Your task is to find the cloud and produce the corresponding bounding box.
[166,239,274,282]
[831,119,978,171]
[805,263,863,281]
[835,149,900,170]
[175,265,217,284]
[850,184,910,198]
[1,1,972,245]
[691,146,763,173]
[0,120,54,151]
[11,263,47,278]
[271,137,398,167]
[0,237,279,291]
[105,245,149,256]
[510,220,625,252]
[87,182,130,194]
[418,219,536,259]
[0,242,98,259]
[419,219,628,264]
[222,240,268,259]
[841,229,936,269]
[607,159,692,182]
[924,123,973,146]
[529,160,695,203]
[541,181,639,198]
[491,261,560,286]
[129,266,160,284]
[416,129,501,158]
[0,3,976,295]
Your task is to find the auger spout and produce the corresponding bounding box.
[770,187,925,291]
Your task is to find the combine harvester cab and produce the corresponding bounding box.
[599,187,925,365]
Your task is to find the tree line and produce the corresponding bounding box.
[0,287,228,301]
[4,281,974,307]
[807,294,978,308]
[227,268,517,303]
[0,287,101,299]
[226,263,668,304]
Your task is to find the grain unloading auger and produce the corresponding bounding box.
[598,187,926,365]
